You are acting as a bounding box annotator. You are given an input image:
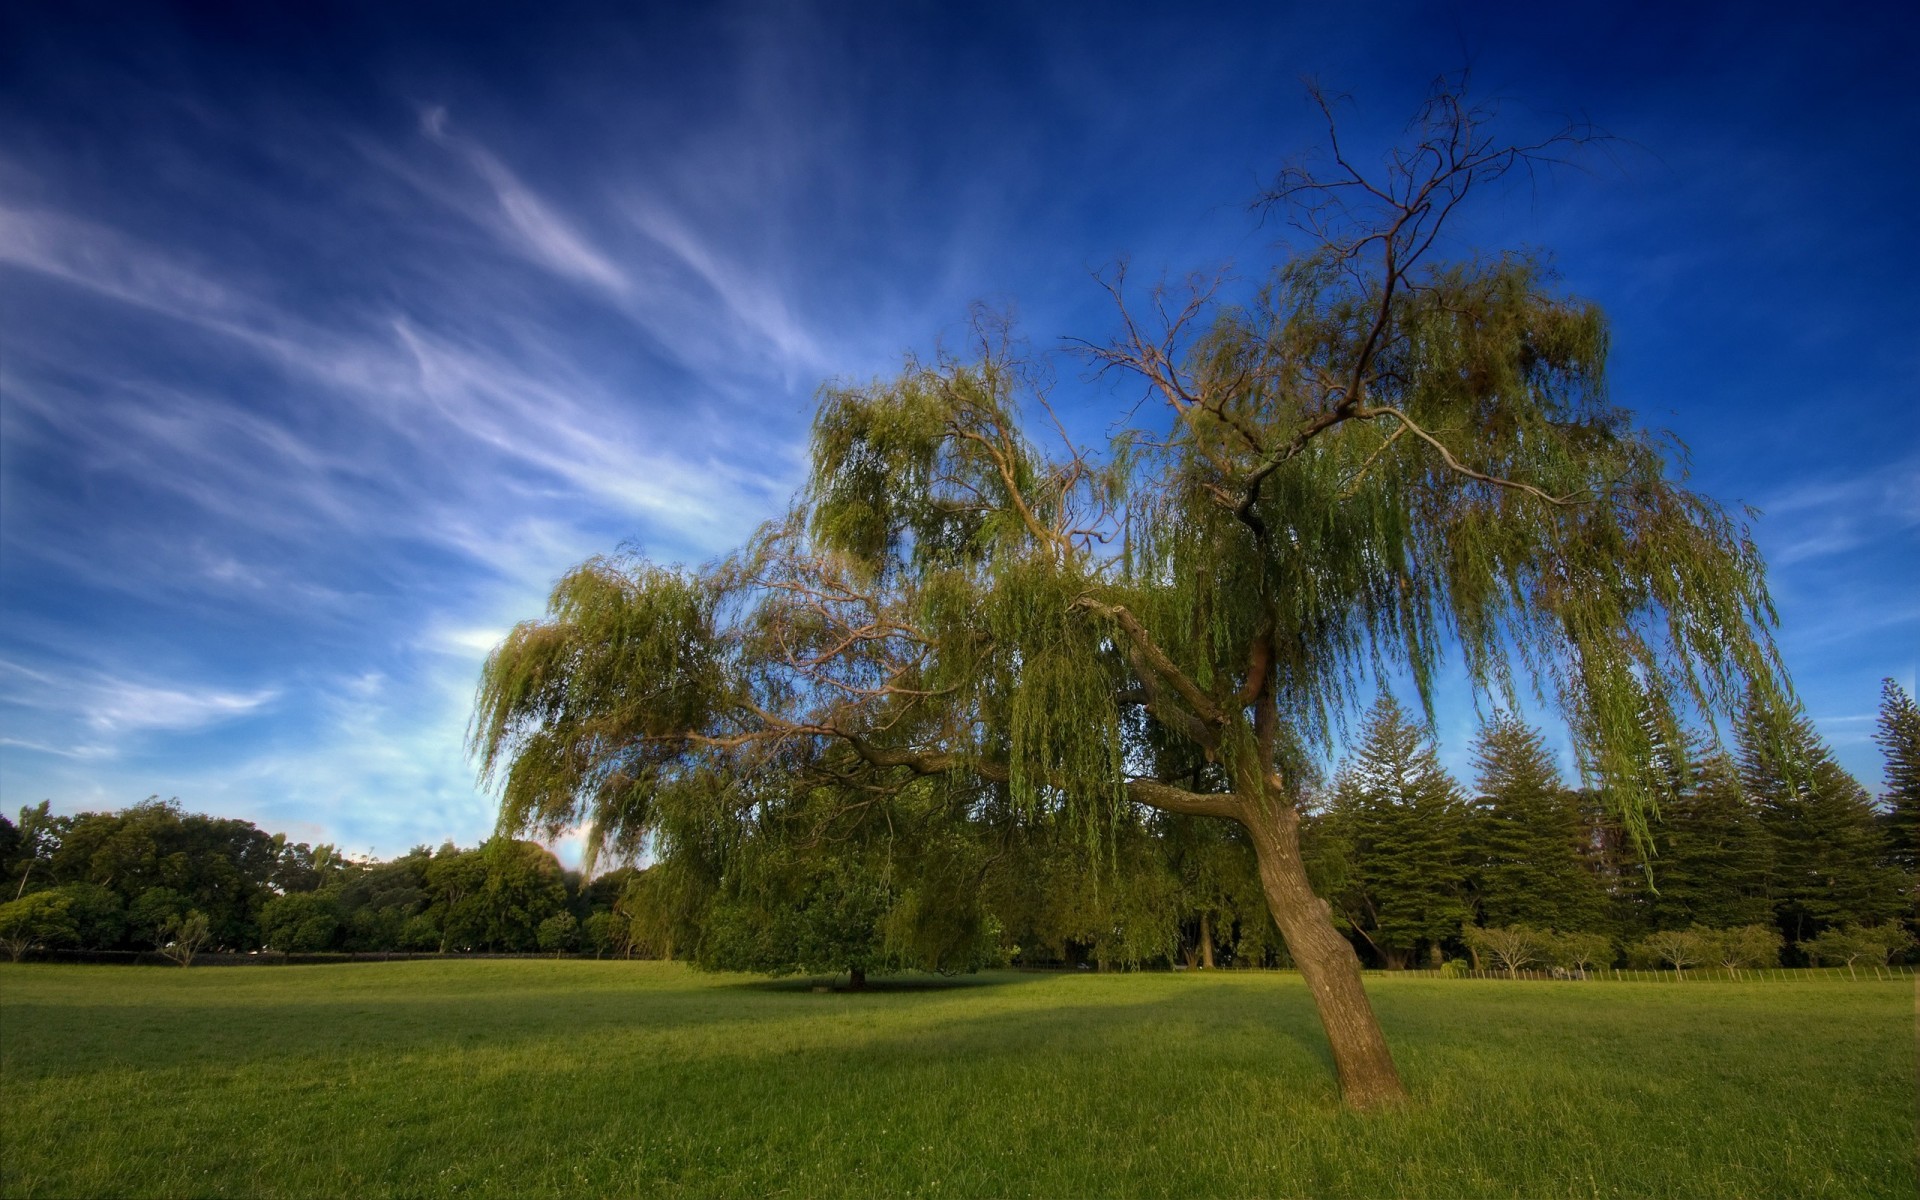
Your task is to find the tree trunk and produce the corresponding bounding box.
[848,966,866,990]
[1239,797,1407,1110]
[1200,912,1216,970]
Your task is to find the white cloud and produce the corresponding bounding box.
[0,658,278,741]
[1760,455,1920,566]
[416,109,629,294]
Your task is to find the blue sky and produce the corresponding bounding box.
[2,0,1915,859]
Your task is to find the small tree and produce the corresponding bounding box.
[1544,930,1614,978]
[1633,928,1707,975]
[157,911,211,966]
[1855,921,1916,967]
[1699,924,1781,971]
[537,912,578,956]
[1462,924,1542,977]
[0,891,76,961]
[1804,923,1914,978]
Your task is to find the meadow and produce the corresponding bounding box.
[0,961,1911,1198]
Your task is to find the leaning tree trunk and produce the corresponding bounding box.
[1237,793,1407,1110]
[1199,911,1216,970]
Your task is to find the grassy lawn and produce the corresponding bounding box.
[0,961,1911,1198]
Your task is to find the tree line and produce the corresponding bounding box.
[4,678,1911,975]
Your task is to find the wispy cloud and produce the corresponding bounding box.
[1759,455,1920,566]
[0,658,278,742]
[418,106,629,294]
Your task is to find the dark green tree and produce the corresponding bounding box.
[1637,743,1773,931]
[472,83,1785,1109]
[1311,696,1472,968]
[1874,678,1920,872]
[1467,712,1607,933]
[258,890,343,951]
[1739,694,1905,949]
[48,882,127,949]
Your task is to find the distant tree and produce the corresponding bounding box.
[0,891,76,961]
[580,910,628,958]
[1697,924,1782,971]
[1803,923,1914,977]
[48,882,125,949]
[157,911,210,966]
[51,799,276,948]
[702,855,893,989]
[128,886,190,949]
[1542,930,1614,977]
[258,891,342,952]
[1739,695,1905,948]
[1313,697,1472,969]
[537,912,578,955]
[1461,924,1542,977]
[8,801,63,900]
[423,845,488,952]
[1874,679,1920,871]
[1632,928,1708,974]
[1637,743,1773,931]
[1467,712,1606,932]
[474,838,569,951]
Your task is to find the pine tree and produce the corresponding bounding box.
[1468,713,1608,933]
[1874,678,1920,871]
[1314,696,1472,968]
[1641,742,1773,930]
[1739,694,1905,948]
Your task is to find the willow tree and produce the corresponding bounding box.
[473,81,1782,1110]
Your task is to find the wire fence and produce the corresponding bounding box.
[1371,965,1917,983]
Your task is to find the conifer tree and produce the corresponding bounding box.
[1314,696,1472,968]
[1468,712,1607,933]
[1874,678,1920,871]
[1739,695,1905,947]
[1644,745,1773,929]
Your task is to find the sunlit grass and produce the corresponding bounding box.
[1,961,1911,1198]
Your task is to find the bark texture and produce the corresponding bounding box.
[1238,794,1407,1109]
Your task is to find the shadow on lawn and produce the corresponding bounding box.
[733,970,1054,995]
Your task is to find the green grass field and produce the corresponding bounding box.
[1,962,1912,1198]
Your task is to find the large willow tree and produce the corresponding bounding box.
[473,83,1782,1110]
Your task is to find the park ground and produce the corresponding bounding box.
[0,961,1912,1198]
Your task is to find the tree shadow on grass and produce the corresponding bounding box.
[732,969,1052,995]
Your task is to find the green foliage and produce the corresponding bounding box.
[45,882,124,949]
[536,912,578,954]
[1738,693,1906,947]
[1541,930,1615,974]
[258,891,342,952]
[1695,924,1782,970]
[1467,712,1607,932]
[0,890,76,961]
[1874,678,1920,870]
[157,911,211,966]
[1630,927,1710,972]
[128,886,190,948]
[702,856,891,983]
[1802,922,1914,973]
[1311,696,1472,967]
[1629,740,1773,932]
